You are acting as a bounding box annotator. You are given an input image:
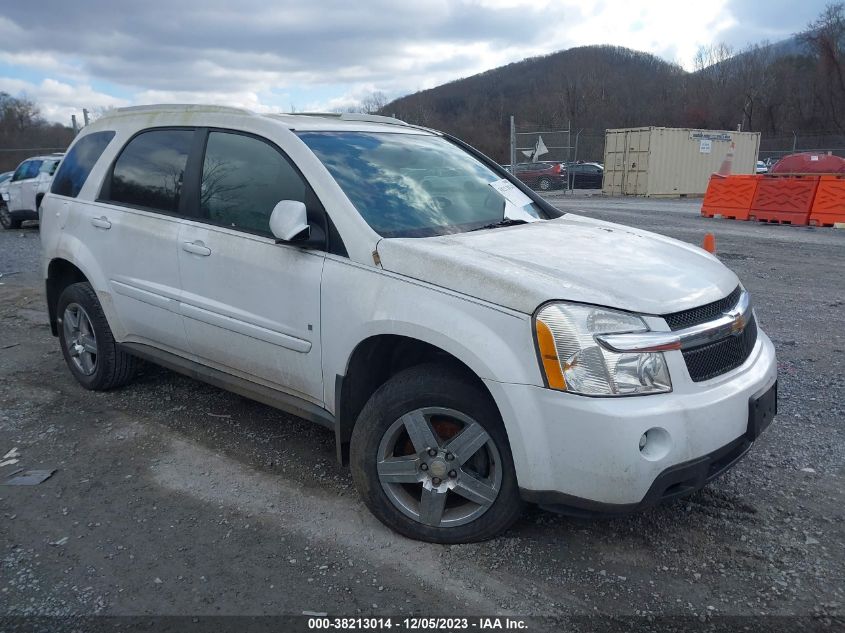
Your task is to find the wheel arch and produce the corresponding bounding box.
[46,258,90,336]
[333,333,501,464]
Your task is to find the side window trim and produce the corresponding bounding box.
[180,127,209,221]
[189,127,346,256]
[98,126,200,219]
[194,128,299,237]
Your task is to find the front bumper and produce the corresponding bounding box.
[484,329,778,509]
[522,429,753,516]
[8,209,39,222]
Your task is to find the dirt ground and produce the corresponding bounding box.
[0,196,843,632]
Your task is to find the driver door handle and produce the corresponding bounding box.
[90,216,111,229]
[183,241,211,256]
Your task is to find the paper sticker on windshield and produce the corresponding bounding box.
[489,178,533,209]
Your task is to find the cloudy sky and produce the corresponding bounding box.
[0,0,826,124]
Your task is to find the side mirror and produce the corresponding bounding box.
[269,200,309,242]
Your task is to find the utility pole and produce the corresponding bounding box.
[509,115,516,173]
[574,129,583,162]
[83,109,90,126]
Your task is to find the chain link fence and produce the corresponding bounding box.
[0,147,67,173]
[759,132,845,164]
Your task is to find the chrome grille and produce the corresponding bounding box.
[682,315,758,382]
[663,286,742,331]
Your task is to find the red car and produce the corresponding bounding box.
[512,161,566,190]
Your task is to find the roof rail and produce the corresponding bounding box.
[290,112,408,126]
[340,112,408,126]
[110,104,254,117]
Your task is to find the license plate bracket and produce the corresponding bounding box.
[747,381,777,441]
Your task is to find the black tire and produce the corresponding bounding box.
[0,203,22,230]
[57,282,137,390]
[350,363,523,543]
[538,177,552,191]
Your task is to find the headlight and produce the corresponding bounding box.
[534,302,672,396]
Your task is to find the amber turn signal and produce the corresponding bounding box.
[535,320,566,390]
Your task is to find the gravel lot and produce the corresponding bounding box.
[0,198,843,631]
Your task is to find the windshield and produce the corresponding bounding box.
[297,131,545,237]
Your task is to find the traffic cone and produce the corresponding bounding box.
[702,233,716,253]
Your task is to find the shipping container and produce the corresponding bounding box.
[602,127,761,197]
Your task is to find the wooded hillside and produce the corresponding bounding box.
[0,93,74,172]
[384,5,845,163]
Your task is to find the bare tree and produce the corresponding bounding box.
[361,91,388,114]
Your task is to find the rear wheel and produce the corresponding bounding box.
[57,282,137,390]
[0,203,21,230]
[350,364,523,543]
[538,177,552,191]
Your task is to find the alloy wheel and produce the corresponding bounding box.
[63,303,98,375]
[376,407,502,528]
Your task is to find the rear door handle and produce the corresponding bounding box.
[90,216,111,229]
[183,241,211,256]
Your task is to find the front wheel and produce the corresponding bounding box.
[0,203,21,230]
[350,364,523,543]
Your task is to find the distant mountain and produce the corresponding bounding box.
[384,40,823,163]
[387,45,685,161]
[765,34,812,58]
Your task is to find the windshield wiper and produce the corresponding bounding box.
[469,218,528,232]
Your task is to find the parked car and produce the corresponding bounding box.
[565,161,604,189]
[0,170,15,226]
[0,171,13,201]
[513,161,566,190]
[755,160,768,174]
[0,154,63,229]
[40,105,777,543]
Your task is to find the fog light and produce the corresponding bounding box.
[639,427,671,461]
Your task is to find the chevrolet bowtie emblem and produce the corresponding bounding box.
[724,308,747,334]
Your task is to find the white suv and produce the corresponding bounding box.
[1,153,63,229]
[40,105,778,543]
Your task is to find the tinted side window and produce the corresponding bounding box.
[201,132,305,235]
[11,162,29,181]
[109,129,193,213]
[52,131,115,198]
[24,161,43,179]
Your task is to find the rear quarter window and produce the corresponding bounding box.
[51,131,115,198]
[106,129,194,213]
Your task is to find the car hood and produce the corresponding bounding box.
[376,214,739,316]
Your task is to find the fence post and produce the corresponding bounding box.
[83,109,90,126]
[509,115,515,173]
[71,115,78,134]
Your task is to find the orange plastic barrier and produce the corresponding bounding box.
[809,175,845,227]
[701,175,759,220]
[749,175,819,225]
